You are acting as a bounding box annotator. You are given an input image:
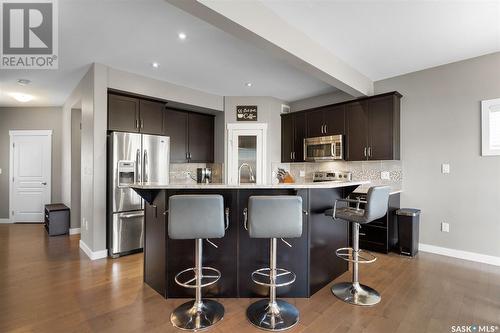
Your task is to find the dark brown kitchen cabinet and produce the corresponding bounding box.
[139,100,164,135]
[281,112,306,162]
[346,93,401,161]
[108,93,165,135]
[108,94,140,132]
[306,105,345,138]
[164,109,189,163]
[164,109,214,163]
[188,112,214,163]
[346,101,368,161]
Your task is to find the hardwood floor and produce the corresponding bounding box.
[1,224,498,333]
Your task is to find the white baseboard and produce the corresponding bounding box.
[79,240,108,260]
[0,218,12,223]
[69,227,81,235]
[419,243,500,267]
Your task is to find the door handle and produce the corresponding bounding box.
[120,212,144,219]
[41,182,47,185]
[136,149,141,182]
[143,149,148,182]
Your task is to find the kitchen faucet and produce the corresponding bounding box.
[238,163,255,184]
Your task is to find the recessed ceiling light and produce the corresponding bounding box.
[9,92,34,103]
[17,79,31,86]
[151,62,160,68]
[178,32,187,40]
[245,82,252,87]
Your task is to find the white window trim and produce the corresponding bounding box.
[481,98,500,156]
[226,123,268,185]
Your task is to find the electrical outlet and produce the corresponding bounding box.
[381,171,390,180]
[441,164,450,174]
[0,168,2,174]
[441,222,449,232]
[299,170,305,177]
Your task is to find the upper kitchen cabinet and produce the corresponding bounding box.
[163,109,215,163]
[188,112,214,163]
[163,108,189,163]
[281,112,306,162]
[306,105,345,138]
[108,93,165,135]
[346,92,401,161]
[139,100,165,135]
[108,94,140,133]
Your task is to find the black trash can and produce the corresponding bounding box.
[396,208,420,257]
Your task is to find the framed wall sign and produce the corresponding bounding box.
[236,105,257,121]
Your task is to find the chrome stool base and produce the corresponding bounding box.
[247,299,299,331]
[171,299,224,331]
[331,282,381,306]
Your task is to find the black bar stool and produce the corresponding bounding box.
[325,186,390,306]
[244,195,304,331]
[168,194,230,331]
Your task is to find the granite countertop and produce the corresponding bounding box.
[130,180,370,190]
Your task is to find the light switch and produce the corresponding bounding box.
[441,164,450,174]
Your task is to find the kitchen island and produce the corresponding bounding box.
[132,181,369,299]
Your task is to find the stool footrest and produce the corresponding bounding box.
[251,267,296,287]
[174,266,221,288]
[335,247,377,264]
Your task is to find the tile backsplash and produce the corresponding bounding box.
[272,161,402,190]
[169,163,223,184]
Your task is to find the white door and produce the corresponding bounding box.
[9,130,52,223]
[227,123,267,185]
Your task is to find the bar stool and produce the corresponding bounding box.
[324,186,390,306]
[168,194,229,331]
[244,195,303,331]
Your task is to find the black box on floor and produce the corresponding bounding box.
[44,204,70,236]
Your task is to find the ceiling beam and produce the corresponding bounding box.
[166,0,373,97]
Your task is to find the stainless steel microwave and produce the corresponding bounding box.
[304,135,344,161]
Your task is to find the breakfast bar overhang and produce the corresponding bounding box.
[132,181,370,299]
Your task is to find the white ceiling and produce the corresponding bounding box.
[1,0,499,108]
[0,0,335,107]
[263,0,500,81]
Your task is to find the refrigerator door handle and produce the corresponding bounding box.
[143,149,148,183]
[136,149,141,182]
[120,212,145,219]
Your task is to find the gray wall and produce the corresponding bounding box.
[0,107,62,219]
[224,96,286,183]
[375,52,500,257]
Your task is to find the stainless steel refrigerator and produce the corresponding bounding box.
[107,132,170,258]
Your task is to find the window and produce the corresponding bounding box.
[481,98,500,156]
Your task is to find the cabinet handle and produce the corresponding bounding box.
[368,147,372,158]
[135,119,139,129]
[324,124,328,134]
[290,152,293,160]
[359,232,366,236]
[321,124,325,134]
[186,152,189,160]
[189,152,192,160]
[292,152,295,160]
[140,119,144,129]
[364,147,367,157]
